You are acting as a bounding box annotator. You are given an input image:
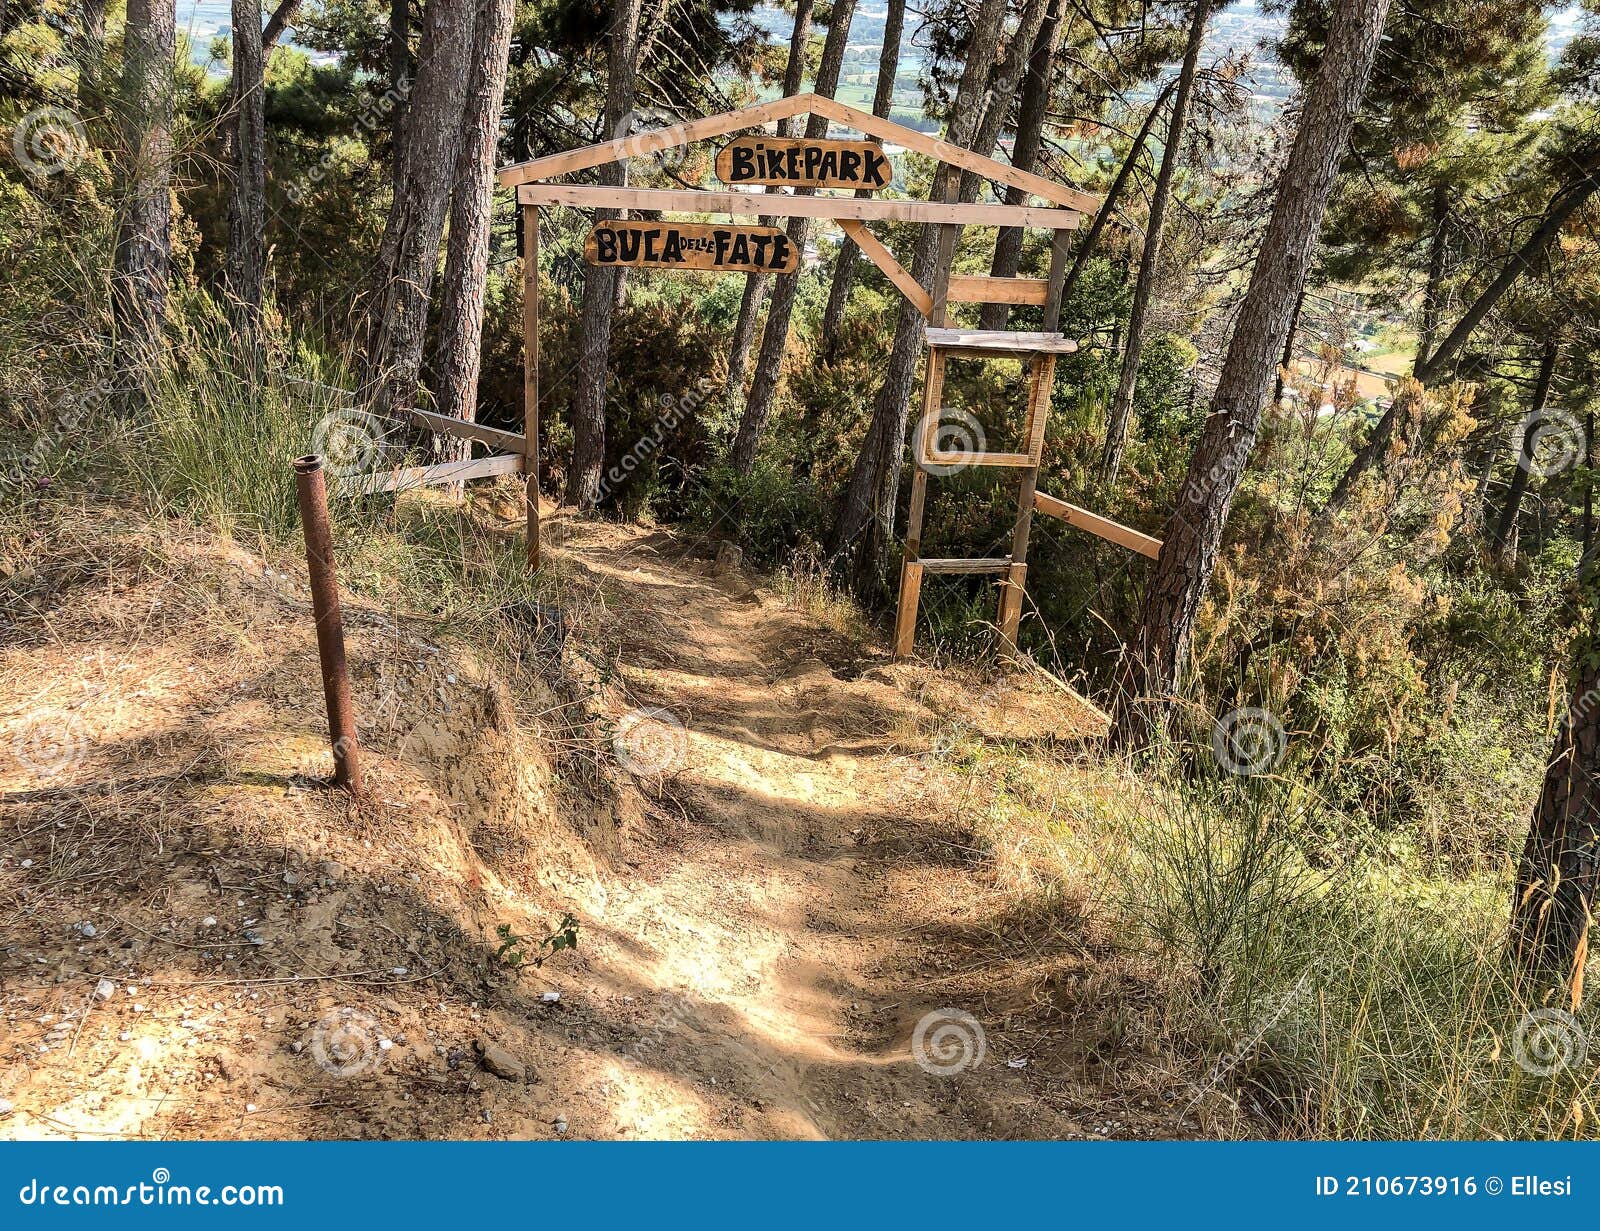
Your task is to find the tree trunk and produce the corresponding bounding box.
[1415,182,1449,370]
[77,0,110,110]
[390,0,410,120]
[111,0,176,412]
[729,0,859,475]
[820,0,906,357]
[828,0,1010,565]
[568,0,641,508]
[1056,77,1177,317]
[725,0,814,405]
[359,0,476,419]
[1510,577,1600,996]
[1416,161,1599,385]
[1490,335,1560,559]
[1110,0,1394,751]
[1100,0,1210,483]
[432,0,515,460]
[227,0,267,346]
[1271,285,1305,408]
[978,0,1063,332]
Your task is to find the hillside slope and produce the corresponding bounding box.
[1,499,1188,1141]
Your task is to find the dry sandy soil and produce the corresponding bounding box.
[0,498,1191,1140]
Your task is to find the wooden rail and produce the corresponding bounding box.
[1033,490,1162,559]
[343,454,524,497]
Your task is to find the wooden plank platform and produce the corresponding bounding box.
[343,453,524,497]
[515,184,1082,230]
[924,328,1080,356]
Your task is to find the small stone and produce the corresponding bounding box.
[553,1117,567,1135]
[475,1038,527,1083]
[481,1109,493,1125]
[118,1031,132,1042]
[540,991,560,1004]
[93,978,116,1001]
[19,859,33,869]
[390,967,408,976]
[201,916,217,928]
[78,922,96,938]
[245,1103,258,1113]
[290,1041,304,1055]
[378,1039,394,1052]
[0,1098,12,1118]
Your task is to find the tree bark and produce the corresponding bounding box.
[978,0,1064,332]
[729,0,859,475]
[111,0,176,412]
[827,0,1010,565]
[724,0,814,405]
[227,0,267,345]
[1510,577,1600,996]
[261,0,300,50]
[1100,0,1210,483]
[1110,0,1394,751]
[568,0,642,508]
[820,0,906,355]
[390,0,410,121]
[360,0,476,419]
[1490,335,1560,559]
[432,0,515,460]
[1270,285,1305,408]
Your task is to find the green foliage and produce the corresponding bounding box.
[494,913,580,970]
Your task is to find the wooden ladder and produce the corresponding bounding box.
[894,228,1075,661]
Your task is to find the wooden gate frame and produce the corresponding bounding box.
[409,90,1161,660]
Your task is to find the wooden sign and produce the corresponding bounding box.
[716,136,893,190]
[584,220,799,273]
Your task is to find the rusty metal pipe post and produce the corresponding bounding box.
[293,455,362,794]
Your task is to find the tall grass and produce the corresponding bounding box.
[1103,762,1600,1139]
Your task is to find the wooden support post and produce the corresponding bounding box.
[998,231,1072,659]
[891,177,962,662]
[522,204,542,571]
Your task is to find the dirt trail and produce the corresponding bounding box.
[1,508,1168,1142]
[546,521,1111,1139]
